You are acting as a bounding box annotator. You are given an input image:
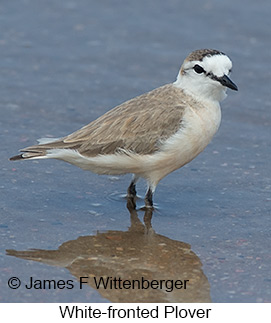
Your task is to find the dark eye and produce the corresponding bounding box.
[193,64,205,74]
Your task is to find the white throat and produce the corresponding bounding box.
[174,73,227,103]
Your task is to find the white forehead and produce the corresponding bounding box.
[201,54,232,77]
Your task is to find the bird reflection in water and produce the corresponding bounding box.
[7,197,210,302]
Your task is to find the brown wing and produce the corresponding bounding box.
[65,84,186,156]
[13,84,186,159]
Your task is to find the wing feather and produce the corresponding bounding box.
[17,84,187,158]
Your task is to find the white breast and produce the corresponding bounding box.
[141,101,221,183]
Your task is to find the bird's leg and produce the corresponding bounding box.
[127,181,137,197]
[144,187,154,208]
[127,176,139,209]
[127,175,139,198]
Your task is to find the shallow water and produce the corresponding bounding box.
[1,0,271,303]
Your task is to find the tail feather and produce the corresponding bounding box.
[10,137,80,161]
[10,139,59,161]
[10,149,47,161]
[10,154,25,161]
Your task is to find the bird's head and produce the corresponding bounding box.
[174,49,238,102]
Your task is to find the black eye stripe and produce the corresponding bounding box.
[193,64,206,74]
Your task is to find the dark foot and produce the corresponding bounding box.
[144,188,153,208]
[127,181,137,197]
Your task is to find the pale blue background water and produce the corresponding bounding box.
[1,0,270,302]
